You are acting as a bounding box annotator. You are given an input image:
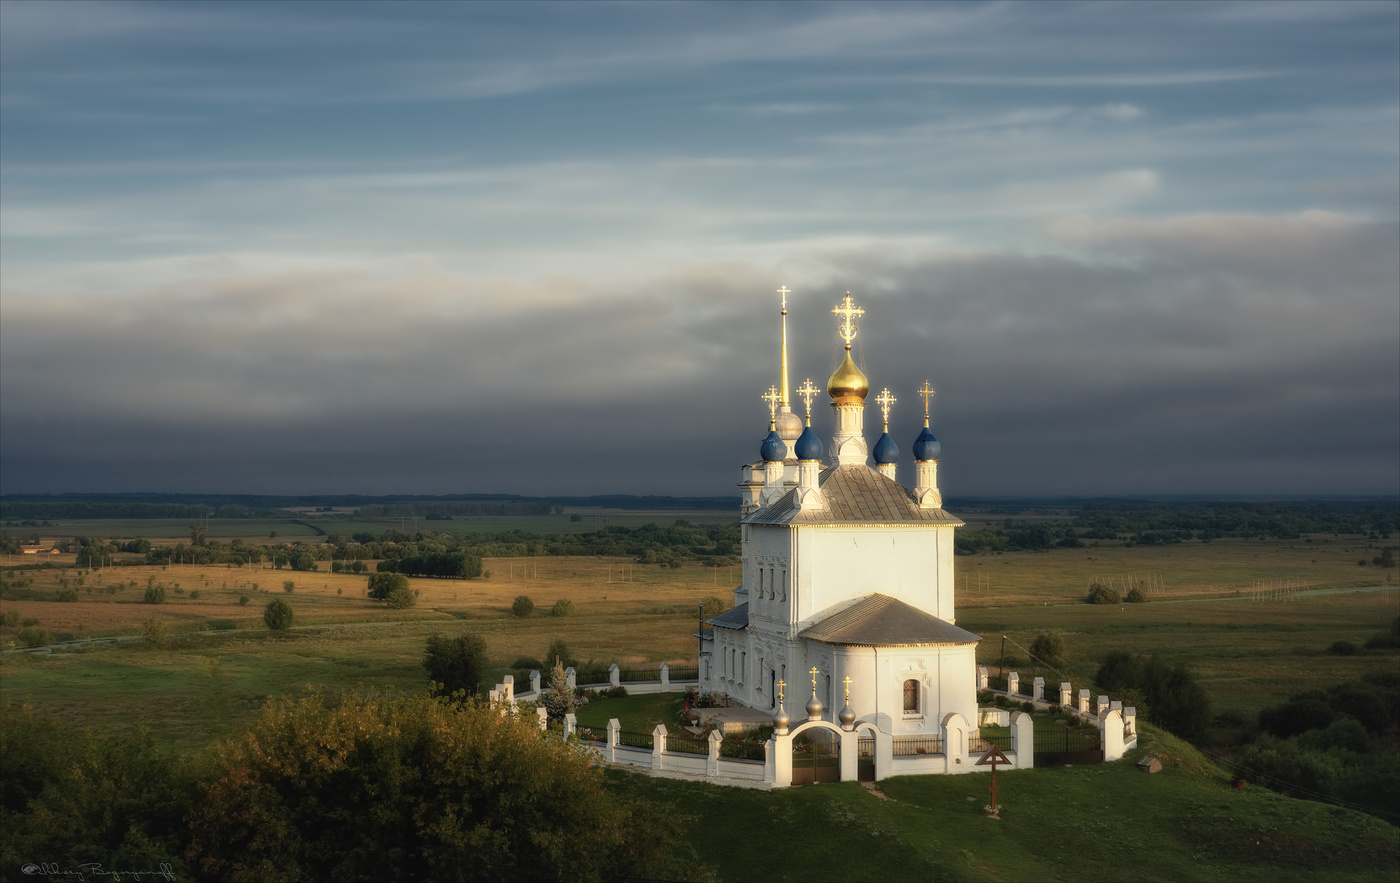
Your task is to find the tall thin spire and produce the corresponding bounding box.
[778,286,791,407]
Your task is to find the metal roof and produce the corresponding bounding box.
[743,464,964,526]
[706,602,749,630]
[798,594,981,646]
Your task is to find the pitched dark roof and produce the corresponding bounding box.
[743,465,964,526]
[694,628,716,641]
[706,602,749,631]
[798,594,980,646]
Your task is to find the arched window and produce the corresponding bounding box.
[903,679,920,714]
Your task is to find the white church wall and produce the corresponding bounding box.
[792,525,958,627]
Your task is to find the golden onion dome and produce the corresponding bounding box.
[827,348,869,402]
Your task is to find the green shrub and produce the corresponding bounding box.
[17,626,51,647]
[1125,587,1147,603]
[282,580,295,593]
[1086,583,1121,604]
[143,585,166,605]
[207,620,237,631]
[263,598,293,631]
[1328,640,1359,656]
[1095,651,1210,741]
[385,585,416,609]
[140,615,168,648]
[512,595,535,618]
[701,596,726,616]
[238,595,250,606]
[1,609,18,628]
[546,639,572,667]
[551,598,575,617]
[55,588,79,603]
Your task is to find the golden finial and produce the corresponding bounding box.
[875,388,896,430]
[762,385,780,427]
[778,285,790,312]
[917,381,936,427]
[843,675,852,702]
[810,666,819,693]
[831,293,864,349]
[796,378,818,425]
[777,679,786,705]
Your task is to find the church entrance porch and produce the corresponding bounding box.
[791,727,840,785]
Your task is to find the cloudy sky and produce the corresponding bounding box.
[2,1,1397,499]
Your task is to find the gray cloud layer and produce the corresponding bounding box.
[3,211,1395,496]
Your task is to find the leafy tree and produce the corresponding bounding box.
[143,585,165,604]
[512,595,534,617]
[423,632,487,698]
[1096,652,1210,741]
[0,709,198,878]
[282,579,295,593]
[1029,632,1064,662]
[367,572,410,601]
[187,690,694,881]
[551,598,575,617]
[546,638,573,668]
[385,584,416,609]
[264,598,293,631]
[1125,587,1147,603]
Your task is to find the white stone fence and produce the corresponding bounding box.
[977,666,1138,761]
[512,662,701,702]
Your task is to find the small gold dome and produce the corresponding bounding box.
[827,348,869,402]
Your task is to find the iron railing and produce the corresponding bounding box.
[968,733,1012,753]
[665,734,710,755]
[892,735,945,756]
[616,730,653,749]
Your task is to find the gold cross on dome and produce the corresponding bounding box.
[777,285,790,312]
[843,675,852,702]
[810,666,819,692]
[875,388,896,427]
[796,378,818,421]
[917,381,936,422]
[777,679,786,705]
[832,293,864,345]
[762,385,780,423]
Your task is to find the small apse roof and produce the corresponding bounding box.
[706,602,749,630]
[798,594,981,646]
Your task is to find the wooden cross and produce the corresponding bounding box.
[796,378,818,421]
[875,388,896,427]
[831,293,864,344]
[762,385,780,423]
[976,745,1011,817]
[917,381,936,424]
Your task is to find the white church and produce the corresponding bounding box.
[698,291,981,741]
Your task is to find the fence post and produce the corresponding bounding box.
[977,666,988,690]
[708,729,722,776]
[530,669,542,694]
[607,718,620,764]
[609,663,621,688]
[564,712,576,737]
[1110,700,1122,714]
[1059,682,1071,707]
[503,675,514,704]
[652,724,667,771]
[535,706,548,731]
[771,731,792,788]
[566,666,577,691]
[1078,689,1090,714]
[1010,711,1034,769]
[1100,709,1125,761]
[1033,677,1045,702]
[660,662,670,688]
[1007,672,1019,696]
[1097,695,1109,717]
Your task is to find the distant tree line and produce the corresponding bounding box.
[955,502,1397,555]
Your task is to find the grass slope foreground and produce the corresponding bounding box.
[618,724,1399,883]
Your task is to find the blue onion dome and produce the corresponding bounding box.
[873,431,899,465]
[760,429,786,463]
[913,426,941,461]
[795,425,824,461]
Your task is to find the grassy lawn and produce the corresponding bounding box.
[574,692,685,733]
[613,725,1399,882]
